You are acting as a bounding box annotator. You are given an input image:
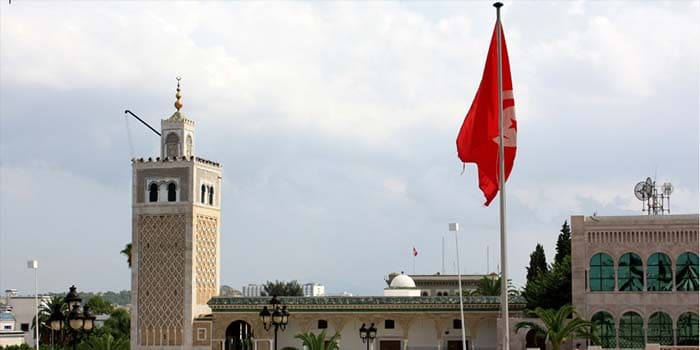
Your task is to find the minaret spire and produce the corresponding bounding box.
[175,76,183,111]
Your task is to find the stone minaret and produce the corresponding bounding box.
[131,78,222,350]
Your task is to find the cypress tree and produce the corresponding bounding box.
[526,244,548,282]
[554,220,571,265]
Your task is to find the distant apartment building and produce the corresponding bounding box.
[241,284,264,297]
[302,283,325,297]
[241,283,326,297]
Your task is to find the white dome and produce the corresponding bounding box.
[390,274,416,288]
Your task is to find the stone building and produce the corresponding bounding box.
[386,273,494,297]
[130,80,222,350]
[571,214,699,348]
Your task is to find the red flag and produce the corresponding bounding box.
[412,246,418,257]
[456,21,517,206]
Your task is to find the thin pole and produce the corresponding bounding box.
[442,236,446,274]
[35,267,39,350]
[453,227,467,350]
[493,3,510,350]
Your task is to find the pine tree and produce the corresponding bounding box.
[554,221,571,265]
[527,244,548,282]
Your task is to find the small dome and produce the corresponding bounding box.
[390,274,416,288]
[0,311,16,321]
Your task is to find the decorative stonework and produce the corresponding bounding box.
[196,215,219,305]
[137,214,186,346]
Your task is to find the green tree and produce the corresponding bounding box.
[554,221,571,265]
[78,333,129,350]
[465,275,519,297]
[527,244,548,282]
[523,256,572,310]
[32,295,66,346]
[294,330,341,350]
[515,305,597,350]
[87,295,115,315]
[262,280,303,296]
[102,308,130,340]
[120,243,132,268]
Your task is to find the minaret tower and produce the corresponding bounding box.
[131,78,222,350]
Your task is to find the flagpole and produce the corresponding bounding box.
[493,3,510,350]
[449,223,467,350]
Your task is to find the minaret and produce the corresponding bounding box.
[131,78,222,350]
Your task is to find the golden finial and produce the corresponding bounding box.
[174,76,183,111]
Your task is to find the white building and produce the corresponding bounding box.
[0,309,26,347]
[302,283,325,297]
[241,284,265,297]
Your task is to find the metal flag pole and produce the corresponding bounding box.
[449,223,467,350]
[493,3,510,350]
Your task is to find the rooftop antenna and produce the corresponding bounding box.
[634,176,672,215]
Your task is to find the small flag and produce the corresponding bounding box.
[413,246,418,257]
[456,21,517,206]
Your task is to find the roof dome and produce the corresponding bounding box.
[390,274,416,288]
[0,311,15,321]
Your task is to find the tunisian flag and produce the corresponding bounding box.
[456,22,517,206]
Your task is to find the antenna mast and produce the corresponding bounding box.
[634,177,673,215]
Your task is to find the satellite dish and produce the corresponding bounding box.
[634,182,649,200]
[663,182,673,196]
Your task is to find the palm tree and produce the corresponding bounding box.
[515,305,597,350]
[294,330,341,350]
[78,333,129,350]
[120,243,132,268]
[466,275,519,297]
[31,295,67,346]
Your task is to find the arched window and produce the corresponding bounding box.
[186,135,193,157]
[677,312,699,345]
[590,253,615,291]
[165,133,179,158]
[618,252,643,291]
[591,311,616,349]
[167,183,177,202]
[676,252,699,291]
[148,183,158,202]
[619,311,644,349]
[201,185,206,204]
[648,312,673,345]
[208,186,214,205]
[647,253,673,291]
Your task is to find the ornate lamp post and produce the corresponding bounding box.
[259,296,289,350]
[49,285,95,350]
[359,323,377,350]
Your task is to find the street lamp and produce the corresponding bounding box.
[49,286,95,350]
[259,296,289,350]
[359,323,377,350]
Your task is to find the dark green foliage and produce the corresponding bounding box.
[515,304,597,350]
[465,276,519,297]
[523,220,574,311]
[527,244,548,282]
[48,291,131,307]
[523,256,572,310]
[120,243,132,268]
[87,295,115,315]
[554,221,571,265]
[262,280,303,296]
[294,330,341,350]
[78,334,129,350]
[102,308,130,340]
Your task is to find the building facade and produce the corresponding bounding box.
[302,283,325,297]
[571,214,699,349]
[130,81,222,350]
[386,273,492,297]
[203,295,528,350]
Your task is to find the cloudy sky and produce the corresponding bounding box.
[1,1,698,297]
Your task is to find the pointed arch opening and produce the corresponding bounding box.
[225,320,253,350]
